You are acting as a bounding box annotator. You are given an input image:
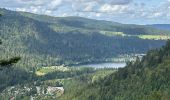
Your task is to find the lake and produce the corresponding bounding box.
[75,62,126,69]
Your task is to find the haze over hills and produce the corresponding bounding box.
[0,8,169,69]
[149,24,170,30]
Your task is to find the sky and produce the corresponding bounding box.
[0,0,170,24]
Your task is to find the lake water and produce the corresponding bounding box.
[75,62,126,69]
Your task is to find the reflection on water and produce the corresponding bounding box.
[76,62,126,68]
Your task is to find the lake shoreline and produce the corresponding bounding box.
[69,61,127,67]
[71,62,127,69]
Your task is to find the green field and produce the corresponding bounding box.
[100,30,170,40]
[100,31,125,36]
[138,35,170,40]
[36,66,70,76]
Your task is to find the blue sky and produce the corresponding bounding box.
[0,0,170,24]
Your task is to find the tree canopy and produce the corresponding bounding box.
[59,40,170,100]
[0,14,20,69]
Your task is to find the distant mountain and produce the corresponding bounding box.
[20,11,170,35]
[0,8,168,69]
[149,24,170,30]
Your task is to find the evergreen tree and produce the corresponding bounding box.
[0,14,20,70]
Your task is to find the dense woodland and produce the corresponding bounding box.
[59,40,170,100]
[0,13,32,92]
[1,8,170,100]
[0,8,167,70]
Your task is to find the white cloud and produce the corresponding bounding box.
[83,2,97,12]
[154,12,162,17]
[16,7,26,12]
[0,0,170,24]
[99,4,128,13]
[97,0,132,5]
[47,0,62,10]
[96,13,101,17]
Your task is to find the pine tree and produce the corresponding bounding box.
[0,14,20,70]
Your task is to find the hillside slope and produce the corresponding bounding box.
[0,8,168,69]
[60,40,170,100]
[20,11,170,35]
[149,24,170,30]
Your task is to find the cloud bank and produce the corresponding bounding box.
[0,0,170,24]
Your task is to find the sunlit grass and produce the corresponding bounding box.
[138,35,170,40]
[35,71,46,76]
[100,31,125,36]
[35,66,70,76]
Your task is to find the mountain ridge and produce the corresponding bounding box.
[149,24,170,30]
[0,8,168,69]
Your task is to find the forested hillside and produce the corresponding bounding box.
[60,40,170,100]
[20,12,170,35]
[149,24,170,30]
[1,8,170,100]
[0,8,168,70]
